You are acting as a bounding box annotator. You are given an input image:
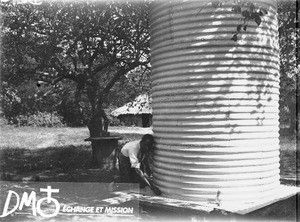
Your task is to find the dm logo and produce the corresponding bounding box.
[0,186,60,218]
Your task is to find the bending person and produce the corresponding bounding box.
[119,134,161,195]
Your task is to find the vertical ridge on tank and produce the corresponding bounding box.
[150,0,281,203]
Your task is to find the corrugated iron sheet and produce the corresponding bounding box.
[150,0,280,203]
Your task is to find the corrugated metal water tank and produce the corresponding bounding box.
[150,0,280,203]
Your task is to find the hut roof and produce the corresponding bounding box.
[111,94,152,117]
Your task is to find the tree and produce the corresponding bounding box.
[1,0,150,135]
[277,0,299,133]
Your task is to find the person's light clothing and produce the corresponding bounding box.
[120,140,141,169]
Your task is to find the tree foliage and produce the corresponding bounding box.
[277,0,299,132]
[1,0,151,135]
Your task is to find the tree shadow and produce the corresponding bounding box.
[0,144,120,183]
[0,129,148,183]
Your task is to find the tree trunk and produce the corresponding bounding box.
[87,109,111,167]
[289,105,296,134]
[87,113,103,137]
[87,113,104,167]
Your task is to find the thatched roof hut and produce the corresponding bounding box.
[111,94,152,127]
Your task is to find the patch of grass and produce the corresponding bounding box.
[0,125,150,149]
[0,126,90,149]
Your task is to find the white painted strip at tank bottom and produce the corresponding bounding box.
[153,156,278,166]
[155,150,279,159]
[156,188,280,199]
[155,183,280,195]
[153,175,279,187]
[161,190,281,203]
[152,170,280,179]
[154,160,280,169]
[156,181,281,192]
[153,169,279,180]
[154,141,279,150]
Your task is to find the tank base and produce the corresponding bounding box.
[113,185,299,221]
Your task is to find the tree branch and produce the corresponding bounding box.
[92,60,114,74]
[101,62,139,99]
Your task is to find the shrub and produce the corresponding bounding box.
[14,112,65,127]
